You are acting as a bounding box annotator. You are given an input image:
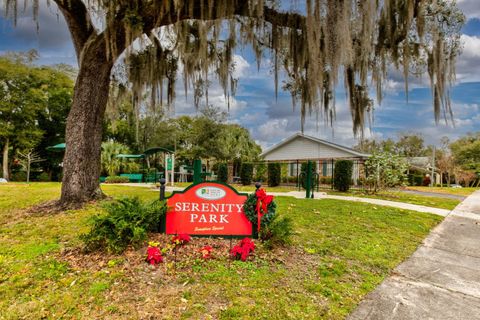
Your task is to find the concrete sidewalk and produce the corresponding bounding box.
[348,190,480,320]
[269,191,451,217]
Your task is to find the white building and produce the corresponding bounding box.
[260,133,369,184]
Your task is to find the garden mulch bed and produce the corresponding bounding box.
[56,234,316,318]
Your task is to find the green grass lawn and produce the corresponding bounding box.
[0,183,442,319]
[405,186,479,197]
[325,189,460,210]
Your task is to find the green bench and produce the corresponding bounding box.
[120,173,143,183]
[145,172,163,183]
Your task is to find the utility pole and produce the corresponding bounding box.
[431,146,436,187]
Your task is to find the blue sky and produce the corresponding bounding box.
[1,0,479,149]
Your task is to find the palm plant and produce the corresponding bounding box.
[101,141,131,176]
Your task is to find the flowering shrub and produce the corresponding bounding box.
[146,241,163,265]
[365,152,408,193]
[171,233,191,245]
[199,246,213,259]
[230,238,255,261]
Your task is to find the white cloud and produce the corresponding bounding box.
[457,0,480,19]
[232,55,250,78]
[456,34,480,82]
[460,34,480,58]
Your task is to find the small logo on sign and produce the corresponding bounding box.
[195,187,226,200]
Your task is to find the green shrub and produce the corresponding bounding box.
[365,152,408,193]
[320,176,332,184]
[413,175,423,186]
[260,215,293,249]
[408,174,424,186]
[37,172,50,182]
[287,176,297,184]
[11,171,27,182]
[217,163,228,183]
[267,163,281,187]
[300,161,317,189]
[243,191,291,249]
[334,160,353,192]
[81,197,167,253]
[301,161,317,174]
[240,163,254,185]
[104,176,130,184]
[254,163,267,182]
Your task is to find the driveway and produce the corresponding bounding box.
[348,190,480,320]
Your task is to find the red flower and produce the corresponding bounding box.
[230,238,255,261]
[146,246,163,265]
[172,233,191,245]
[199,245,213,259]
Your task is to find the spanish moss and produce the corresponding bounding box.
[3,0,465,137]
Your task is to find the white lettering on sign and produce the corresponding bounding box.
[190,213,230,224]
[195,187,227,200]
[175,202,243,213]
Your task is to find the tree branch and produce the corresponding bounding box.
[102,0,306,64]
[53,0,96,61]
[149,0,305,30]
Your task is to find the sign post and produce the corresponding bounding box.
[193,159,202,184]
[164,182,252,236]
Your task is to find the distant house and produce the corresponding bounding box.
[260,133,369,183]
[405,156,441,185]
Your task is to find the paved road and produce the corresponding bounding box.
[348,190,480,320]
[398,189,466,201]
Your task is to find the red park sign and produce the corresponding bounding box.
[165,182,252,236]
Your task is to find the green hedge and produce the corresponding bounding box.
[105,176,130,184]
[320,176,332,184]
[217,163,228,183]
[408,174,424,186]
[300,162,317,189]
[10,171,27,182]
[37,172,50,182]
[240,163,254,185]
[333,160,353,192]
[254,163,267,182]
[268,163,281,187]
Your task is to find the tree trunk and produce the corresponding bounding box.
[60,43,113,206]
[227,161,234,184]
[26,156,30,183]
[2,138,9,181]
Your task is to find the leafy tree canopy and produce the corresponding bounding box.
[450,132,480,172]
[354,133,429,157]
[0,52,73,179]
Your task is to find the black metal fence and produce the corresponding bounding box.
[247,159,366,191]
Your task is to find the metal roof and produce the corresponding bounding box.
[143,147,174,155]
[260,132,369,159]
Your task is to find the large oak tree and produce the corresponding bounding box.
[3,0,464,207]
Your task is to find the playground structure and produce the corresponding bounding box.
[114,150,211,186]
